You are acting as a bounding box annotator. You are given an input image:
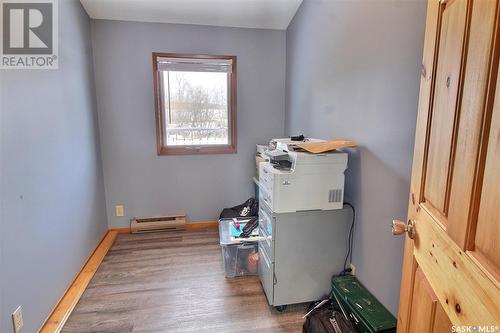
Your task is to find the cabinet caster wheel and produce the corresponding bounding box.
[275,305,287,312]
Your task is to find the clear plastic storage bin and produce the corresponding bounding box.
[219,218,260,278]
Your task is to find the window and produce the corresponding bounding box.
[152,53,237,155]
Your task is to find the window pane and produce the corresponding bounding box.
[163,71,229,146]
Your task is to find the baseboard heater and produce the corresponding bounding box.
[130,215,186,233]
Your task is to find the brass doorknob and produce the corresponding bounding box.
[392,220,416,239]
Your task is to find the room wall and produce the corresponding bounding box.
[90,20,286,227]
[286,0,426,314]
[0,1,108,332]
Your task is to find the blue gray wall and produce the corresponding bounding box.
[0,1,108,332]
[0,1,426,330]
[285,0,426,314]
[90,20,286,227]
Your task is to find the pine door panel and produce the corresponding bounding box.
[447,0,499,248]
[408,267,451,333]
[475,65,500,275]
[432,302,453,333]
[397,0,500,331]
[423,0,468,217]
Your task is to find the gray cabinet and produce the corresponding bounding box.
[258,201,351,307]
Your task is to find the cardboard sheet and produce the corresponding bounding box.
[296,139,357,154]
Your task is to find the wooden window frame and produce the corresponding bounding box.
[152,52,237,155]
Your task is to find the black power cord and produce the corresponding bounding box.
[340,202,355,276]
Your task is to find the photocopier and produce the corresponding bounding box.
[260,138,348,213]
[257,138,353,310]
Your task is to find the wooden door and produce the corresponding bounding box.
[396,0,500,332]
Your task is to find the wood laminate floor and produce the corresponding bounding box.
[63,229,307,333]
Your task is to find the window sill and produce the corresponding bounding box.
[157,145,237,156]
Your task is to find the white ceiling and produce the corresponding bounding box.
[80,0,303,30]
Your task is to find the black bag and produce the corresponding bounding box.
[219,198,258,219]
[303,300,356,333]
